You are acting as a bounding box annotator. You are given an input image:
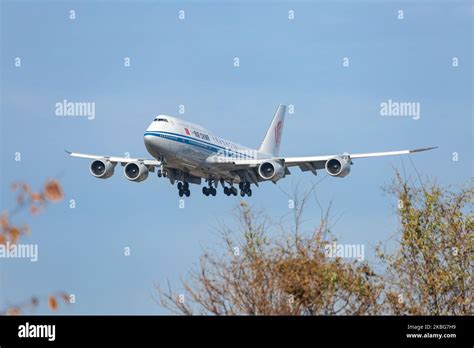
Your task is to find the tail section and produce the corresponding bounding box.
[258,104,286,156]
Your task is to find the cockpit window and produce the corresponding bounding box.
[154,117,169,122]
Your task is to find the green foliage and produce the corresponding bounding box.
[379,172,473,315]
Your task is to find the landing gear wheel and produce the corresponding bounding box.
[211,188,216,196]
[178,190,184,197]
[185,190,190,197]
[202,187,208,196]
[231,187,238,196]
[240,190,245,197]
[247,189,252,197]
[177,182,183,190]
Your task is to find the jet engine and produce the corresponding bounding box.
[124,162,149,182]
[89,159,115,179]
[258,160,285,181]
[325,156,351,177]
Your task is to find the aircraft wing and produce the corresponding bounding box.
[210,147,437,175]
[65,150,162,166]
[283,147,437,174]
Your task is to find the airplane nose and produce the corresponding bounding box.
[144,133,150,144]
[144,132,159,158]
[144,124,155,145]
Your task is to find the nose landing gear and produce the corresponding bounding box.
[157,163,168,178]
[157,169,168,178]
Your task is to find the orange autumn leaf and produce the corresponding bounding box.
[0,234,5,245]
[9,228,20,243]
[48,296,58,311]
[22,183,30,193]
[7,307,21,315]
[30,192,44,202]
[43,180,63,202]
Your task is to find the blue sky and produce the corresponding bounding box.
[0,0,472,314]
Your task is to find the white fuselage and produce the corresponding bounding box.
[143,115,266,180]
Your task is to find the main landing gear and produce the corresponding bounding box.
[202,185,217,196]
[238,182,252,197]
[177,182,190,197]
[223,186,238,196]
[200,179,253,197]
[221,182,252,197]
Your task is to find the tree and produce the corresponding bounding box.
[0,179,71,315]
[378,172,473,315]
[157,172,473,315]
[157,185,384,315]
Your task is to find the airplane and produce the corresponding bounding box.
[66,105,436,197]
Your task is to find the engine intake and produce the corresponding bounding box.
[124,162,149,182]
[258,160,285,181]
[90,159,115,179]
[325,156,351,177]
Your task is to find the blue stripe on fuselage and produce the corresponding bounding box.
[144,131,253,159]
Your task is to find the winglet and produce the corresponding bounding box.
[64,150,72,155]
[410,146,438,153]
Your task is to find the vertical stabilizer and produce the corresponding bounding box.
[258,104,286,156]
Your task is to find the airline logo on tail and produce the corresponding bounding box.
[275,120,283,147]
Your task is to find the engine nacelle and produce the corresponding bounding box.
[325,156,351,178]
[258,160,285,181]
[90,159,115,179]
[124,162,149,182]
